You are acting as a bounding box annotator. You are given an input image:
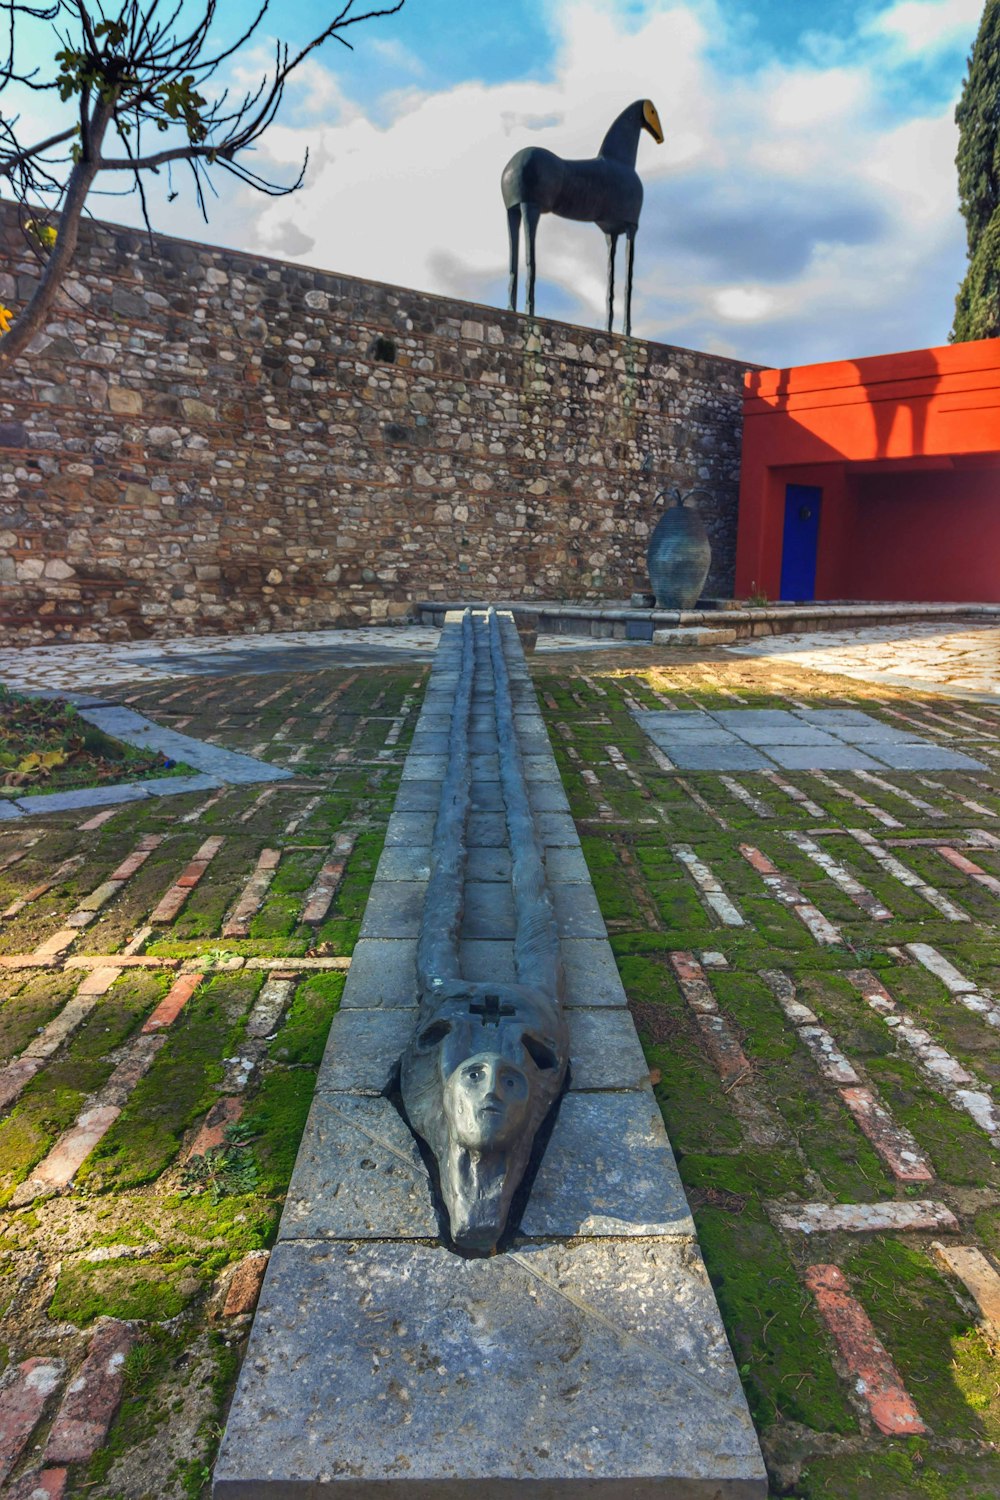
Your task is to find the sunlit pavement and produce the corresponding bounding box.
[0,624,627,694]
[728,621,1000,702]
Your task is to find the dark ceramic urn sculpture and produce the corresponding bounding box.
[646,487,712,610]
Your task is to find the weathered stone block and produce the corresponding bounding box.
[520,1091,695,1238]
[279,1095,437,1240]
[315,1009,413,1094]
[214,1239,766,1498]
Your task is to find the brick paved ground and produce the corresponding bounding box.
[0,637,999,1498]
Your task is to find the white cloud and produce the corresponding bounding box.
[367,36,426,76]
[40,0,971,369]
[713,287,777,322]
[865,0,982,56]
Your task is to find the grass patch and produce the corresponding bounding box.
[49,1252,202,1324]
[0,685,192,792]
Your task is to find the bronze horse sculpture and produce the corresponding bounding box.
[501,99,664,337]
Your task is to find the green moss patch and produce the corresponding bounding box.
[77,973,258,1191]
[697,1203,857,1433]
[270,970,343,1065]
[843,1238,1000,1440]
[49,1251,202,1325]
[0,969,77,1063]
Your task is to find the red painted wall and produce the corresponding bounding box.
[736,338,1000,602]
[846,467,1000,602]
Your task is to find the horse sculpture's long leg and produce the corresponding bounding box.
[624,227,636,338]
[507,205,520,313]
[522,202,540,317]
[605,232,617,334]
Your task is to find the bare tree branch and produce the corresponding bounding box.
[0,0,406,366]
[0,125,77,176]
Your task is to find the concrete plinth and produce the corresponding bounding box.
[214,1239,763,1499]
[214,612,767,1499]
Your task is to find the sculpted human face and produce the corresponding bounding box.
[443,1053,530,1150]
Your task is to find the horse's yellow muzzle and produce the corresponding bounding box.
[642,99,664,144]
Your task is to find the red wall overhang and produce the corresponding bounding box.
[736,337,1000,601]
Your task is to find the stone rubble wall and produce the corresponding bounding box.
[0,202,749,643]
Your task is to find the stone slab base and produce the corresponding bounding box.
[214,1238,764,1498]
[417,597,1000,643]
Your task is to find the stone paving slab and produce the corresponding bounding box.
[727,621,1000,701]
[520,1092,695,1238]
[766,745,882,771]
[665,741,773,772]
[873,744,987,771]
[566,1009,652,1089]
[278,1095,438,1240]
[357,882,427,939]
[213,1239,766,1499]
[374,845,433,881]
[634,707,988,773]
[315,1009,414,1094]
[14,783,150,814]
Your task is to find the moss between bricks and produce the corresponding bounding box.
[0,971,167,1205]
[50,1251,203,1324]
[531,655,1000,1498]
[0,969,79,1063]
[269,970,344,1066]
[697,1203,858,1433]
[76,972,261,1192]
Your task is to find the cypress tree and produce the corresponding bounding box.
[953,0,1000,341]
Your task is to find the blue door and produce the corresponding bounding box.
[779,484,822,600]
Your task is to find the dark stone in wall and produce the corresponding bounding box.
[0,201,752,643]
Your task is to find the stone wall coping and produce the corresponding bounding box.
[0,196,761,378]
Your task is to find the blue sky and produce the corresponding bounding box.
[6,0,986,366]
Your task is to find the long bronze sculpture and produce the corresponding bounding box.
[400,609,569,1254]
[501,98,664,336]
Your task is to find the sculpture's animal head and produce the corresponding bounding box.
[641,99,664,145]
[401,979,568,1253]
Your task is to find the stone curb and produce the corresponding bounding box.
[0,703,291,819]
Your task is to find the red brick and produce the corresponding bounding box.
[76,967,120,997]
[694,1012,752,1084]
[839,1086,934,1183]
[936,845,1000,895]
[223,1252,270,1317]
[805,1264,927,1435]
[7,1466,68,1499]
[194,837,225,860]
[142,972,203,1032]
[107,848,155,882]
[186,1096,244,1160]
[45,1321,132,1465]
[0,1057,42,1111]
[0,1359,64,1483]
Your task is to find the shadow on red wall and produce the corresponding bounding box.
[737,339,1000,603]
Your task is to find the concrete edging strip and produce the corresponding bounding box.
[0,704,290,819]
